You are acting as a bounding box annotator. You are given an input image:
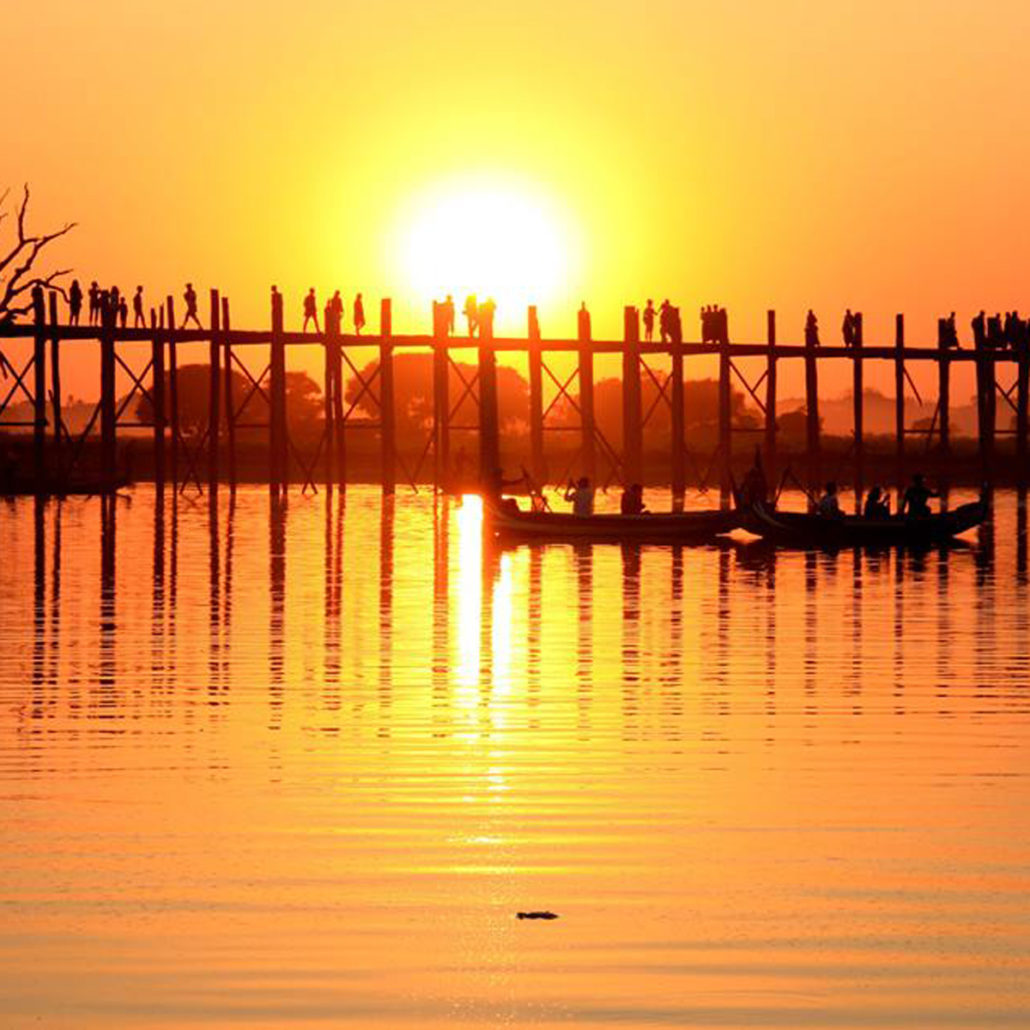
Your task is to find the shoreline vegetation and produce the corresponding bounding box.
[0,432,1013,490]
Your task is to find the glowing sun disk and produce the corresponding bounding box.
[401,183,569,310]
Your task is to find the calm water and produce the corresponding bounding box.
[1,485,1029,1029]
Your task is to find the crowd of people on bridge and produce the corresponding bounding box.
[42,287,1030,360]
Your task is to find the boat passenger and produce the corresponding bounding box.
[564,476,595,517]
[863,484,891,519]
[620,483,647,515]
[816,480,842,518]
[900,473,938,518]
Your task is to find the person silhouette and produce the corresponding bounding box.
[443,294,455,336]
[463,294,478,337]
[118,295,128,329]
[900,473,938,517]
[478,297,497,337]
[303,288,320,333]
[563,476,595,516]
[659,299,672,343]
[133,286,145,328]
[577,301,591,340]
[88,281,100,325]
[972,310,986,350]
[69,279,83,326]
[863,484,891,519]
[805,309,820,347]
[328,289,343,330]
[181,282,201,328]
[643,299,656,342]
[817,480,841,517]
[842,309,854,347]
[353,292,365,335]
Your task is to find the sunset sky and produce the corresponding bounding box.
[6,0,1030,396]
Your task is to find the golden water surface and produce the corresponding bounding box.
[1,486,1028,1029]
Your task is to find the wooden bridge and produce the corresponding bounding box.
[0,287,1025,499]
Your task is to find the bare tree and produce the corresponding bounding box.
[0,185,76,325]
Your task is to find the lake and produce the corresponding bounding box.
[1,485,1028,1028]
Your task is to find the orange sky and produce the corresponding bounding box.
[5,0,1030,399]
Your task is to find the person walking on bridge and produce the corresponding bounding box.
[353,292,365,335]
[133,286,145,328]
[181,282,202,329]
[303,288,320,333]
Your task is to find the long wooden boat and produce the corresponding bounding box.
[487,501,741,542]
[746,498,988,546]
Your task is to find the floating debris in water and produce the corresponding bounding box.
[516,911,559,920]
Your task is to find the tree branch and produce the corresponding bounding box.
[0,184,76,320]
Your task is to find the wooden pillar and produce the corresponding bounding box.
[222,296,236,490]
[333,313,345,488]
[379,298,396,494]
[527,305,545,485]
[269,286,286,493]
[764,310,777,469]
[804,325,820,496]
[718,331,732,501]
[166,296,179,487]
[151,308,166,492]
[100,293,116,492]
[579,306,596,481]
[852,312,864,511]
[670,320,685,497]
[622,306,642,484]
[32,289,47,493]
[1018,343,1029,484]
[48,292,62,476]
[432,303,450,489]
[894,314,905,481]
[323,300,336,492]
[208,289,221,493]
[975,343,994,479]
[938,334,951,458]
[478,304,500,484]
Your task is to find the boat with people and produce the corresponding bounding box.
[486,500,741,542]
[744,496,988,547]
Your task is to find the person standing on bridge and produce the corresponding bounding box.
[972,310,986,350]
[659,299,673,343]
[118,294,128,329]
[478,297,497,337]
[88,281,100,325]
[443,294,455,335]
[68,280,83,325]
[353,292,365,335]
[181,282,201,329]
[133,286,145,328]
[303,288,320,333]
[328,290,344,330]
[805,309,820,347]
[643,299,657,342]
[842,309,855,347]
[463,294,478,337]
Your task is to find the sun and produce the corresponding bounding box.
[398,176,574,317]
